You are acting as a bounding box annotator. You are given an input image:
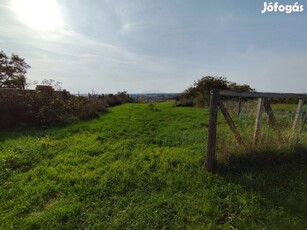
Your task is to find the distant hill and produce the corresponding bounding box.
[129,93,179,102]
[72,92,180,102]
[141,90,167,94]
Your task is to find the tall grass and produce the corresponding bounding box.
[216,99,307,162]
[0,102,306,229]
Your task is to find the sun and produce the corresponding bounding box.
[11,0,63,31]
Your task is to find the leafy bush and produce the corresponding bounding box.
[0,88,133,128]
[176,76,254,107]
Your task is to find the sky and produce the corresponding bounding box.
[0,0,307,94]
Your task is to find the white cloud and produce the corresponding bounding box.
[1,0,307,94]
[11,28,195,93]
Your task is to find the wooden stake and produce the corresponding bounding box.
[237,96,242,116]
[292,99,304,130]
[204,91,219,172]
[253,98,264,147]
[263,99,285,143]
[292,99,304,146]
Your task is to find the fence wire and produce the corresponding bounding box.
[214,97,307,159]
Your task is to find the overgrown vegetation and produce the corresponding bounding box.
[0,103,306,229]
[0,86,132,128]
[0,50,134,128]
[176,76,254,107]
[213,100,307,161]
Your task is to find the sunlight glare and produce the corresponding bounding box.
[11,0,63,31]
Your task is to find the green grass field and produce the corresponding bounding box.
[1,102,306,229]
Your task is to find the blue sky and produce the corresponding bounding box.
[1,0,307,93]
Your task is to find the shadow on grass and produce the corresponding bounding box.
[217,146,307,174]
[216,147,307,227]
[0,124,61,142]
[0,111,107,142]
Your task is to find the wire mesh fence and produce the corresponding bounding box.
[204,90,307,172]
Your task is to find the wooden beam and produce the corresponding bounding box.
[212,89,307,99]
[217,97,244,145]
[263,99,285,143]
[203,93,219,172]
[253,98,265,147]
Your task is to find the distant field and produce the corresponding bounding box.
[0,102,306,229]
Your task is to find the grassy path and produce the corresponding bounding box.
[0,103,306,229]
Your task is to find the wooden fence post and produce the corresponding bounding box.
[292,99,304,146]
[203,90,307,173]
[292,99,304,130]
[203,90,219,172]
[263,99,285,143]
[237,96,242,116]
[253,98,265,147]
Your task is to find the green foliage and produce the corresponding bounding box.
[0,89,105,127]
[176,76,254,107]
[34,92,106,124]
[40,79,63,91]
[228,82,255,92]
[0,50,30,89]
[102,91,133,107]
[0,103,306,229]
[0,88,134,127]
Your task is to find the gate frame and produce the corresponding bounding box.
[203,89,307,172]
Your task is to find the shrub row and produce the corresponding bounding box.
[0,87,133,128]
